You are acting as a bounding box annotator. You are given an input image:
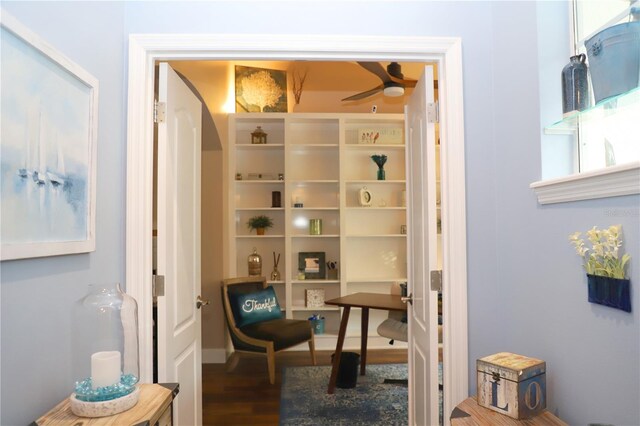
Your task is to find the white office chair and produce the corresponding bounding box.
[377,282,407,344]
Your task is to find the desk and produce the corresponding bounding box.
[324,292,407,394]
[450,397,568,426]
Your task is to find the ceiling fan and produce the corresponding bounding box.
[342,62,418,101]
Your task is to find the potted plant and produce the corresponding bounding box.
[569,225,631,312]
[247,215,274,235]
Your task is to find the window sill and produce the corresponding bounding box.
[530,162,640,204]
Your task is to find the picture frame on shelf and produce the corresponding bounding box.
[305,288,325,307]
[357,127,403,144]
[298,252,326,279]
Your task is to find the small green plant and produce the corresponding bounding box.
[569,225,630,279]
[247,215,274,230]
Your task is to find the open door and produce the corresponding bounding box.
[406,66,440,426]
[156,62,203,426]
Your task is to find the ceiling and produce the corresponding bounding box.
[169,60,438,115]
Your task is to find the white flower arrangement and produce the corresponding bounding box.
[569,225,631,279]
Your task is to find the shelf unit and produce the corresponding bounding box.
[544,86,639,135]
[228,113,408,349]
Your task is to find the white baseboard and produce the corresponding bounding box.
[202,348,228,364]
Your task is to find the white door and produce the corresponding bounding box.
[406,66,439,426]
[157,62,203,426]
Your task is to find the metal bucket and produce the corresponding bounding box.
[585,21,640,103]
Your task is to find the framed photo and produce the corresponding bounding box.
[235,66,287,113]
[305,288,325,308]
[298,252,326,280]
[358,128,404,144]
[1,13,99,260]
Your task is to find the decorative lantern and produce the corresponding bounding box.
[71,283,140,417]
[251,126,267,144]
[248,247,262,276]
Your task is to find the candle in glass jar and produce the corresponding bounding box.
[91,351,121,389]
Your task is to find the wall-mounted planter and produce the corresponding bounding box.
[587,274,631,312]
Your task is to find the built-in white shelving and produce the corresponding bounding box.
[228,113,407,349]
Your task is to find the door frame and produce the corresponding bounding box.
[125,33,468,419]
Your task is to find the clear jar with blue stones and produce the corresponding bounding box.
[71,283,139,414]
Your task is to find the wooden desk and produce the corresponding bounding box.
[450,397,568,426]
[33,383,179,426]
[324,292,407,394]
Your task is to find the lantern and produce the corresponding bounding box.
[251,126,267,144]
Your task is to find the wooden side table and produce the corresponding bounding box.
[33,383,179,426]
[451,397,568,426]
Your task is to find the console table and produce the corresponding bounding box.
[32,383,179,426]
[451,397,568,426]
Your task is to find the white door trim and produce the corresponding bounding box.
[125,33,468,421]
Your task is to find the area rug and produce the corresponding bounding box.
[280,363,408,425]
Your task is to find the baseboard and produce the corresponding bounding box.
[202,348,228,364]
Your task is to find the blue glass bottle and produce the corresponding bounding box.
[561,54,590,116]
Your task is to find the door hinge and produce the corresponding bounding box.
[427,101,439,124]
[154,100,166,124]
[152,275,165,297]
[430,270,442,292]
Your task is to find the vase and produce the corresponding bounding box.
[371,155,387,181]
[270,267,281,281]
[561,54,589,116]
[586,274,631,312]
[248,248,262,276]
[256,228,265,235]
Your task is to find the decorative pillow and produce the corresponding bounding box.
[229,286,283,327]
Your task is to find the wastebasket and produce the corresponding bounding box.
[331,352,360,389]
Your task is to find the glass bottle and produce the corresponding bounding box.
[561,54,589,116]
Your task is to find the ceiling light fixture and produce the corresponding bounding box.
[383,84,404,97]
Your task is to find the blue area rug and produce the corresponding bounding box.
[280,363,408,425]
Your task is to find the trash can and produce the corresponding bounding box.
[331,352,360,388]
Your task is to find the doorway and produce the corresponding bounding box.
[126,33,468,424]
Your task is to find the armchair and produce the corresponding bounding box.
[221,276,316,384]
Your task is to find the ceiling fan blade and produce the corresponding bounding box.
[357,62,392,83]
[388,76,439,90]
[391,77,417,88]
[342,85,384,101]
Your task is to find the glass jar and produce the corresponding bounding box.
[71,283,140,416]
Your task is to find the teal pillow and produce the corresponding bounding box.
[229,286,283,327]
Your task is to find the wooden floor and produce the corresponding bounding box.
[202,348,408,425]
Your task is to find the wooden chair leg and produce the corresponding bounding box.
[266,345,276,385]
[309,337,317,366]
[226,351,240,373]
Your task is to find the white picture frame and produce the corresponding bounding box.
[1,13,99,261]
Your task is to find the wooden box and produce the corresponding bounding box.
[476,352,546,420]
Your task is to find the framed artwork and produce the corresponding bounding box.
[1,13,99,260]
[235,65,287,113]
[298,252,326,280]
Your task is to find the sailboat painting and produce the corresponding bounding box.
[1,15,98,260]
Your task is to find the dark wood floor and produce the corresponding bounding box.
[202,348,408,425]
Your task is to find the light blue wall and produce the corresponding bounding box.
[1,2,638,425]
[1,2,126,425]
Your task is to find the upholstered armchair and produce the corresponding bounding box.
[221,276,316,384]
